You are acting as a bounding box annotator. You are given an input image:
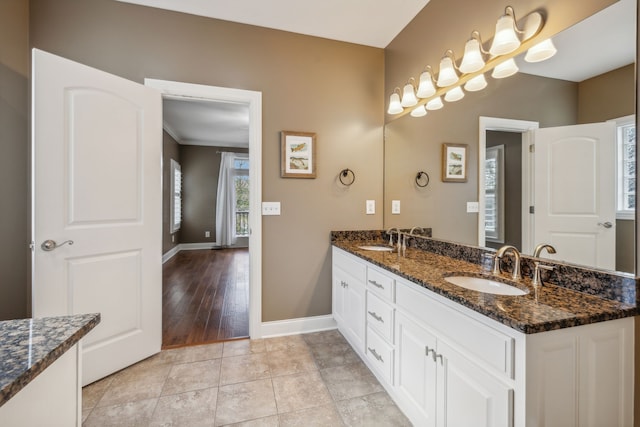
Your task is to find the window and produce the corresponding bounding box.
[485,145,504,242]
[170,159,182,233]
[615,116,636,220]
[233,157,249,237]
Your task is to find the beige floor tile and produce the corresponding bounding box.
[82,375,114,410]
[162,359,222,396]
[336,392,412,427]
[264,335,309,352]
[272,371,332,414]
[214,379,277,426]
[268,347,317,377]
[302,330,347,346]
[163,342,224,364]
[223,339,266,358]
[220,415,279,427]
[219,352,270,385]
[320,362,384,401]
[83,398,158,427]
[308,341,361,369]
[97,378,165,407]
[149,388,218,427]
[278,404,346,427]
[109,357,173,387]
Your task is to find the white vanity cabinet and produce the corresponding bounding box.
[331,247,634,427]
[332,247,366,353]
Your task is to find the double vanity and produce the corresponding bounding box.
[332,230,636,427]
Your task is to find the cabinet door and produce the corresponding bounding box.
[332,267,348,326]
[395,312,438,427]
[438,340,513,427]
[345,276,366,352]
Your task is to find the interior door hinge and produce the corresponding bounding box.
[529,206,535,214]
[529,144,535,153]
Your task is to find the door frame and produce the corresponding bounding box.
[145,79,263,339]
[478,117,539,254]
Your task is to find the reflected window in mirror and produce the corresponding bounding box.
[485,145,504,243]
[615,115,636,220]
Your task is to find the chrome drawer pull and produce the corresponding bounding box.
[368,347,384,363]
[368,311,384,322]
[368,280,384,289]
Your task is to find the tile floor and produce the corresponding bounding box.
[82,330,412,426]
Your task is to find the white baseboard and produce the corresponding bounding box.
[162,245,181,263]
[163,242,222,264]
[260,315,337,338]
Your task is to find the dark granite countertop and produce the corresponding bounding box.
[333,236,637,334]
[0,313,100,407]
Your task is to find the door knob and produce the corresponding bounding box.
[597,222,613,229]
[41,239,74,251]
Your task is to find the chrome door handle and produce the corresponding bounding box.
[41,239,74,251]
[597,222,613,229]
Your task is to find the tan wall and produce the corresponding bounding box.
[29,0,384,322]
[578,64,635,124]
[0,0,29,320]
[162,131,181,254]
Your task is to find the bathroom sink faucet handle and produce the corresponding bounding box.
[533,262,554,287]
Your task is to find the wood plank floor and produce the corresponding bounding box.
[162,248,249,349]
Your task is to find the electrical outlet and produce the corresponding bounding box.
[366,200,375,215]
[205,231,210,238]
[392,200,401,214]
[466,202,479,213]
[262,202,281,216]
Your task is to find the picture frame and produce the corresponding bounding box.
[281,131,317,178]
[441,143,468,182]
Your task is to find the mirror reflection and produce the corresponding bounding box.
[384,0,636,274]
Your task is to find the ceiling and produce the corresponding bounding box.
[139,0,635,148]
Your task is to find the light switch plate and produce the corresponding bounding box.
[467,202,479,213]
[392,200,401,214]
[262,202,281,215]
[366,200,375,215]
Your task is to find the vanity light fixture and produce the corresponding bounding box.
[387,88,403,115]
[410,105,428,117]
[489,6,522,56]
[389,5,554,119]
[401,78,419,107]
[417,67,437,98]
[436,51,459,87]
[444,86,465,102]
[491,57,519,79]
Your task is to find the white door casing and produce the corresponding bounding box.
[534,122,616,269]
[32,49,162,385]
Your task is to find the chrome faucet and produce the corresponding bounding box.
[533,243,557,258]
[494,245,522,280]
[409,226,424,235]
[386,227,400,247]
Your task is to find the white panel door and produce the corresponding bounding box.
[32,49,162,385]
[534,123,615,269]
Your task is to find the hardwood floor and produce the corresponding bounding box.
[162,248,249,348]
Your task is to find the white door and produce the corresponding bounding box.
[32,49,162,385]
[533,123,615,269]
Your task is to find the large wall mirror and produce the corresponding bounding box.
[384,0,636,274]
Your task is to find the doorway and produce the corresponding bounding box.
[146,79,263,345]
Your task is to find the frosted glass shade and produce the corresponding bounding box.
[459,38,485,74]
[401,83,418,107]
[437,56,459,87]
[525,39,557,63]
[410,105,428,117]
[490,14,521,55]
[387,92,403,114]
[491,58,519,79]
[464,74,488,92]
[426,96,444,110]
[417,70,436,98]
[444,86,465,102]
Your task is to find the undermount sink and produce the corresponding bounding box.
[444,275,529,296]
[357,245,394,252]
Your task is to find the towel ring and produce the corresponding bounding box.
[339,168,356,186]
[415,171,430,188]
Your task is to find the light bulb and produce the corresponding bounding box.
[444,86,465,102]
[464,74,488,92]
[437,55,459,87]
[387,92,403,114]
[489,13,521,56]
[426,96,444,110]
[401,83,418,107]
[459,38,485,74]
[417,70,436,98]
[492,58,519,79]
[525,39,557,63]
[410,105,428,117]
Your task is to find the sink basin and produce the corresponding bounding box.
[444,275,529,296]
[357,245,394,252]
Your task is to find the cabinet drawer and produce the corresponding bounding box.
[366,327,394,384]
[366,291,394,343]
[396,280,514,379]
[367,267,394,301]
[333,248,366,280]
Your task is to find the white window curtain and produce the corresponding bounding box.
[216,152,248,247]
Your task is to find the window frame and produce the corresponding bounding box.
[170,159,182,233]
[484,144,505,243]
[614,115,636,220]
